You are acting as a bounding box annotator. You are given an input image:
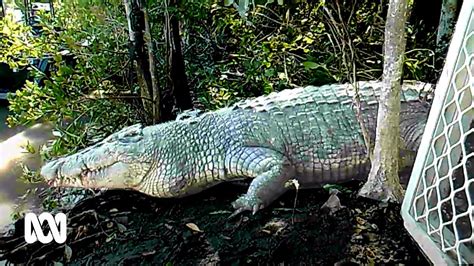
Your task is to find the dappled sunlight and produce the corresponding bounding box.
[0,131,31,171]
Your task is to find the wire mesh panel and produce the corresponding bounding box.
[402,1,474,265]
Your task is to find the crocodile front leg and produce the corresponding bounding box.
[226,147,295,215]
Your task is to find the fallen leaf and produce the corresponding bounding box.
[117,223,127,233]
[105,234,115,242]
[262,219,287,235]
[64,245,72,262]
[142,250,156,256]
[356,217,366,225]
[186,223,203,232]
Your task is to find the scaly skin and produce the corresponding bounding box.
[41,81,431,214]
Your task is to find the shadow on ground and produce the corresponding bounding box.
[0,182,428,265]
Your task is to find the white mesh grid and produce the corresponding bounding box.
[402,2,474,265]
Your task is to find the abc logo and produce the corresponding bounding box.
[24,212,67,244]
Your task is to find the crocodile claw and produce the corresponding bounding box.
[228,209,244,219]
[231,194,264,216]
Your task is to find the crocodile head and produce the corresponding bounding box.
[41,124,155,190]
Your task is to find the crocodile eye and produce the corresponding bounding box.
[118,133,142,143]
[116,124,143,143]
[123,130,140,138]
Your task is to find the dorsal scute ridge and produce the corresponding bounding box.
[232,82,366,113]
[171,81,432,124]
[231,80,432,113]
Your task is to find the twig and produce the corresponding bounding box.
[254,12,285,26]
[283,54,290,85]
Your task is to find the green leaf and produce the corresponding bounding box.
[24,141,36,154]
[302,61,320,69]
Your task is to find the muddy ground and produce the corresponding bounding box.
[0,181,428,265]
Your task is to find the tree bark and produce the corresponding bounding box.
[162,0,192,121]
[436,0,460,56]
[358,0,408,203]
[123,0,160,123]
[142,1,160,123]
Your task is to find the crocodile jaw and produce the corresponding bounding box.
[40,124,154,190]
[41,159,134,189]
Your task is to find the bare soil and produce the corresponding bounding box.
[0,181,429,265]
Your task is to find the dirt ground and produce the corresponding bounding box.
[0,181,429,265]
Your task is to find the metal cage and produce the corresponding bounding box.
[401,1,474,265]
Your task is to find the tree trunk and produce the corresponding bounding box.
[358,0,408,203]
[162,0,192,121]
[436,0,460,56]
[123,0,160,123]
[142,2,160,123]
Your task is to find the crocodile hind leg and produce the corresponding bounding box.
[227,147,295,215]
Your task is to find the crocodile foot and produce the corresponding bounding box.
[230,194,264,217]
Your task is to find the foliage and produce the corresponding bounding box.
[1,0,438,162]
[1,0,140,157]
[181,0,436,109]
